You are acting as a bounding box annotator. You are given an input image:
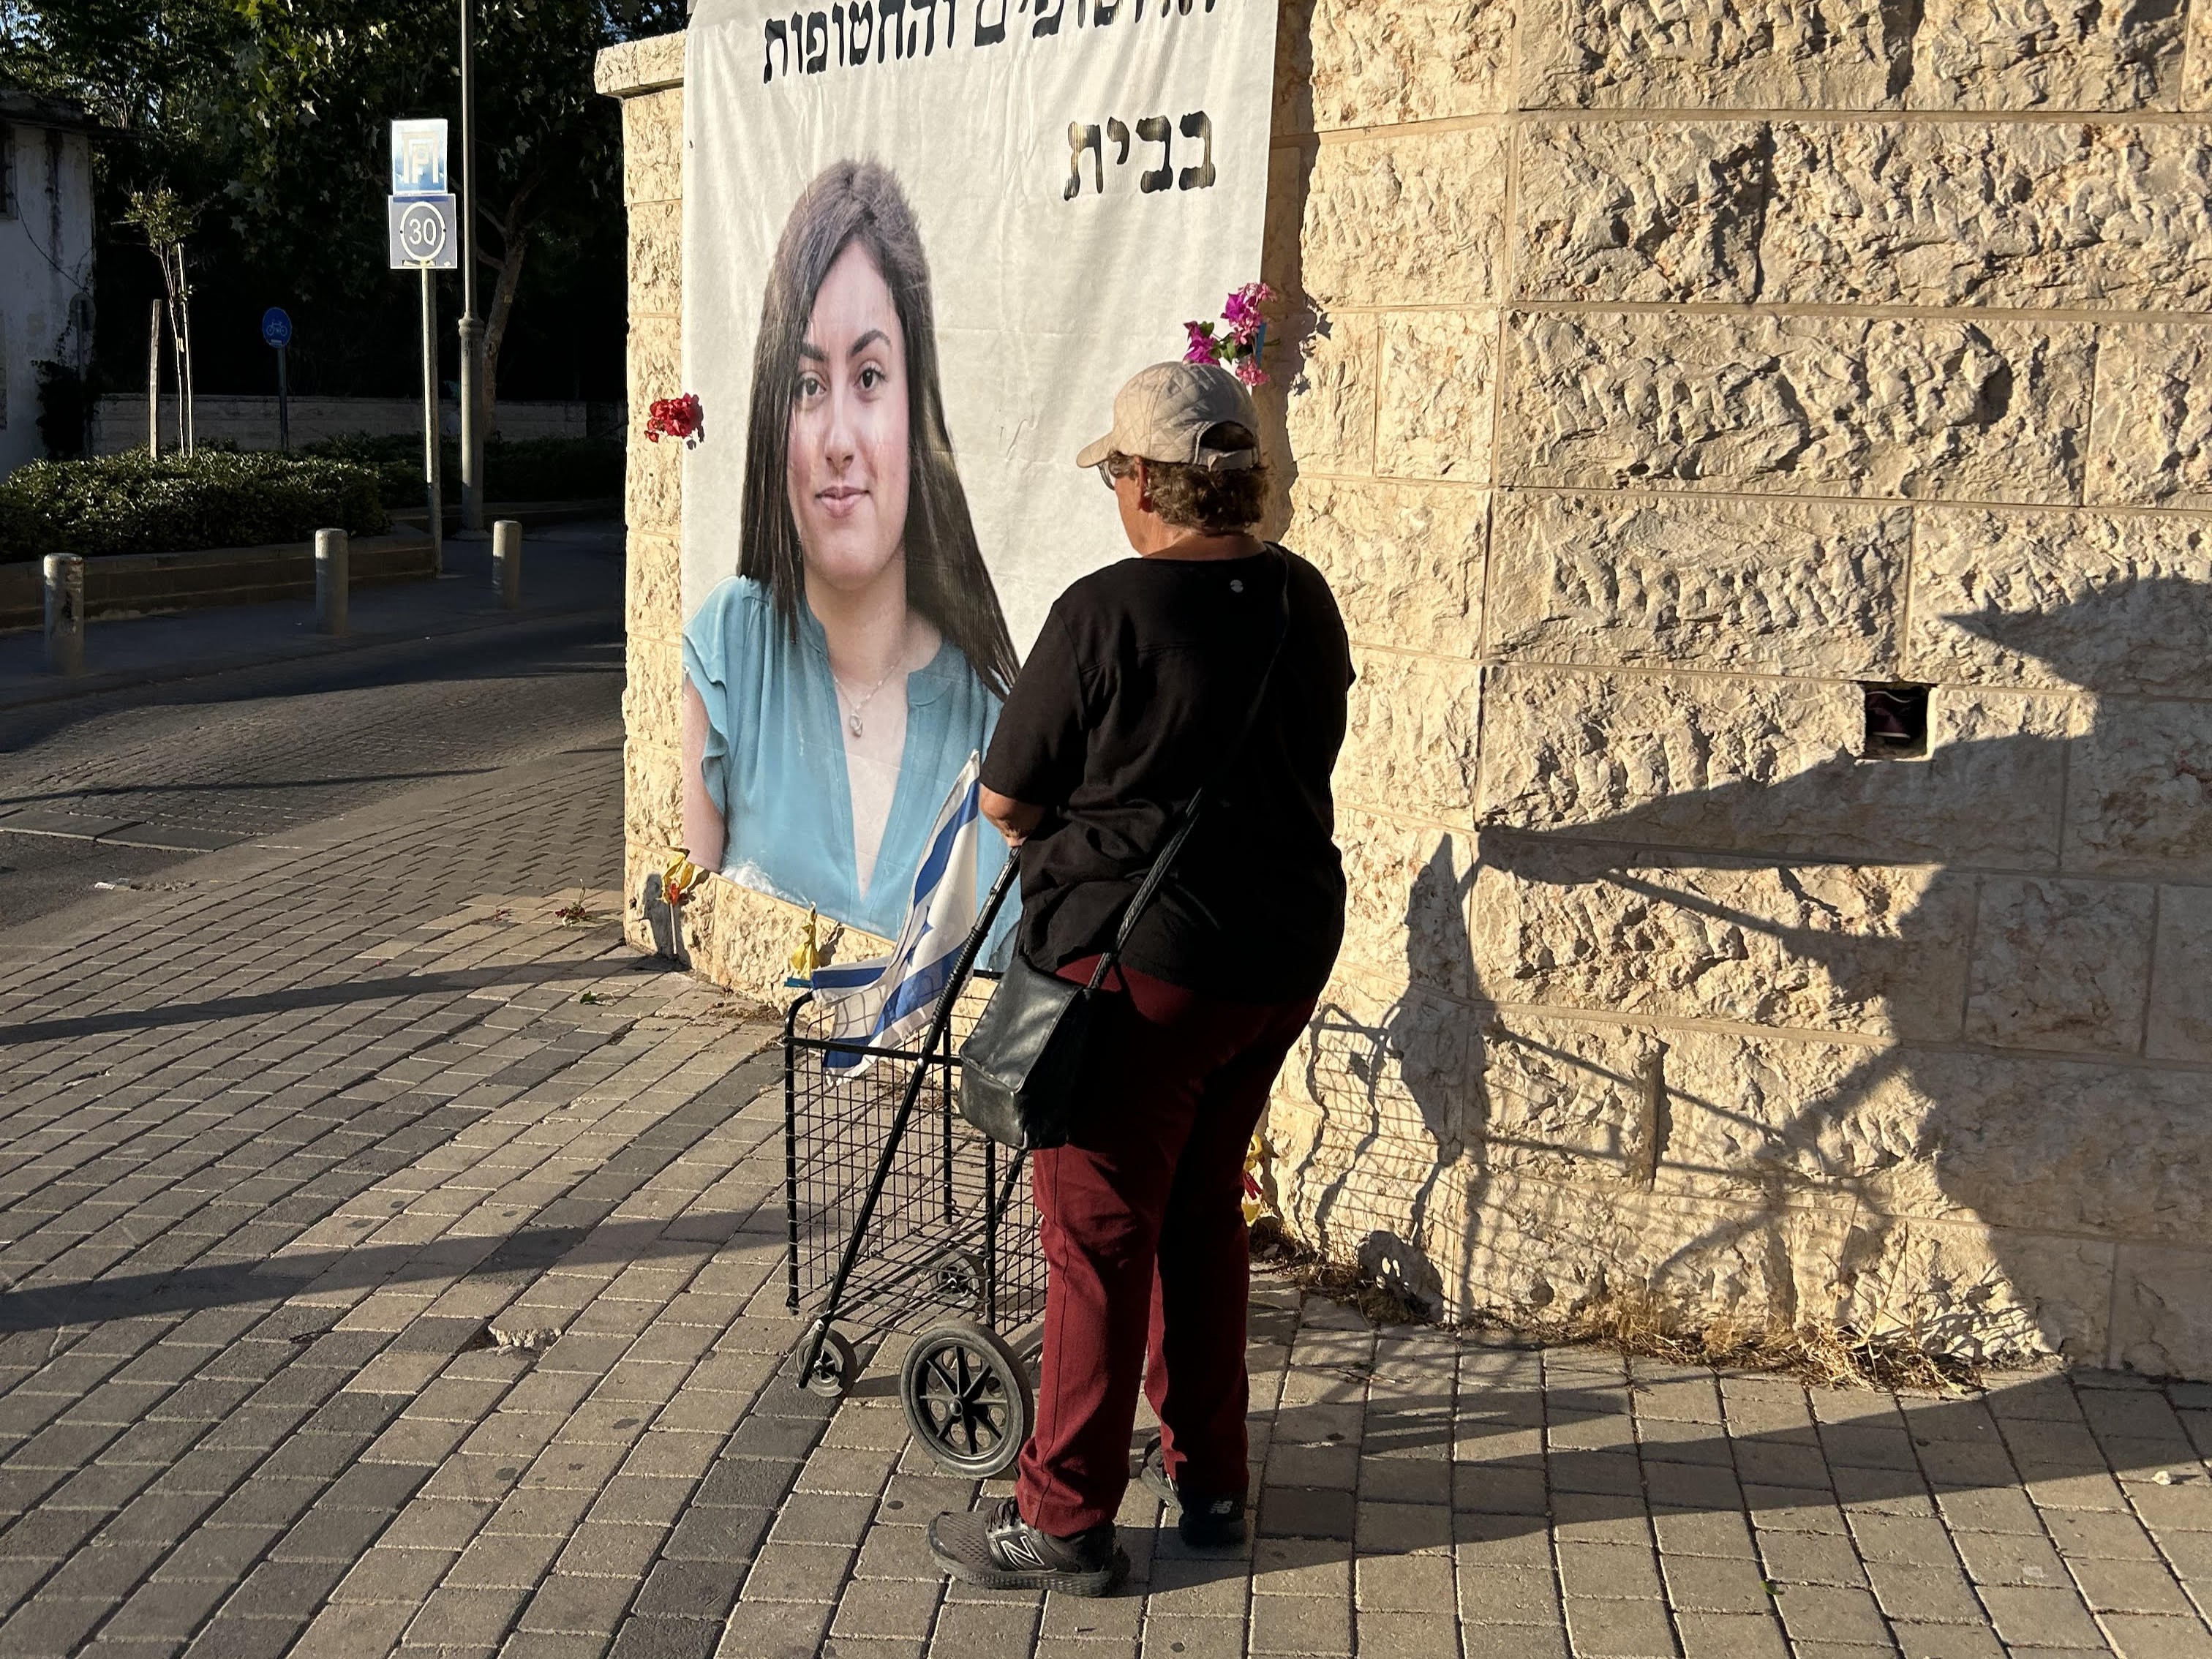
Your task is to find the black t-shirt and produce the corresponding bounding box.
[980,545,1354,1001]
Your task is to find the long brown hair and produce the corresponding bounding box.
[738,159,1017,699]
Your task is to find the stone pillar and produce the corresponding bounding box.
[315,528,348,636]
[43,554,85,677]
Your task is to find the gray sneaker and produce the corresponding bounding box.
[1139,1434,1247,1549]
[928,1496,1129,1596]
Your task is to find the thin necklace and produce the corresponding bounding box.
[832,658,900,737]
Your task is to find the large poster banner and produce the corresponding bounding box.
[680,0,1278,941]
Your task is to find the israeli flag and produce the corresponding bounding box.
[815,753,985,1072]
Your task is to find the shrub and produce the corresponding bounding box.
[0,451,390,562]
[306,432,624,509]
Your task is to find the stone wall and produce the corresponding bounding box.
[600,5,2212,1378]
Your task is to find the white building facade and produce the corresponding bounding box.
[0,88,97,478]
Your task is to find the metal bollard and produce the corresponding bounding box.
[43,554,84,677]
[492,519,522,610]
[315,528,349,635]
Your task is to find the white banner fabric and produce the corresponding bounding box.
[677,0,1277,943]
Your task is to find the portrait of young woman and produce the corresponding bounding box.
[680,159,1020,939]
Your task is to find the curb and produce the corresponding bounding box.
[0,602,621,714]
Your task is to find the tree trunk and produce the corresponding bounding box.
[478,176,541,435]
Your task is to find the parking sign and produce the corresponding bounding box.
[391,118,448,198]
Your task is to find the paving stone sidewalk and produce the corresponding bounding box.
[0,742,2208,1659]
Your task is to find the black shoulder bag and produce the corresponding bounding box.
[957,551,1293,1151]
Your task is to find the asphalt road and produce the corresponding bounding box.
[0,614,625,932]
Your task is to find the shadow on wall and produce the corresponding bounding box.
[1278,576,2212,1379]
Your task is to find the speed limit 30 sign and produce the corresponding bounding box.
[388,193,459,270]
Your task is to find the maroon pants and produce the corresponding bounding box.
[1015,959,1315,1538]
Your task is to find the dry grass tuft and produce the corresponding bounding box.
[1249,1221,1982,1395]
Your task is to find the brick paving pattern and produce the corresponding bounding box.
[0,742,2208,1658]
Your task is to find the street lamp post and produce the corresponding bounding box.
[457,0,486,535]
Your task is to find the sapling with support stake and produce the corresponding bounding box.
[124,187,200,456]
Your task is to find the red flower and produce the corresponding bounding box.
[645,393,704,447]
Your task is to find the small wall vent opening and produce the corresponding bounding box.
[1862,682,1930,759]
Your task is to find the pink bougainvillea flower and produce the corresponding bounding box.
[1220,281,1275,345]
[1182,320,1220,364]
[1232,355,1268,388]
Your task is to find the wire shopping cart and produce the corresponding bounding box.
[781,862,1042,1476]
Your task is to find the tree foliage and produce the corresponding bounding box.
[1,0,681,402]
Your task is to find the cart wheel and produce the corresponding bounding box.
[797,1323,857,1399]
[930,1249,985,1309]
[899,1320,1034,1478]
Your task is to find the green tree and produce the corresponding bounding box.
[3,0,679,408]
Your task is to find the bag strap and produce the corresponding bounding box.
[1084,547,1294,994]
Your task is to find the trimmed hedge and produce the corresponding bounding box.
[0,451,390,563]
[307,432,624,508]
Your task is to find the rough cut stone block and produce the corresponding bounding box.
[1514,121,1767,303]
[1444,1169,1859,1333]
[1906,508,2212,697]
[1908,0,2185,111]
[1965,877,2155,1054]
[1842,1222,2113,1368]
[1650,1028,2211,1247]
[2192,4,2212,111]
[1276,971,1475,1197]
[625,737,684,849]
[621,89,684,206]
[1333,649,1482,826]
[1654,1026,1901,1196]
[2148,885,2212,1063]
[1376,311,1496,482]
[626,418,682,538]
[1467,842,1972,1039]
[1303,128,1507,310]
[1478,1012,1668,1186]
[1878,1048,2211,1246]
[1334,810,1477,1000]
[595,32,685,98]
[1289,477,1486,658]
[1477,667,2078,870]
[1761,122,2212,309]
[1485,493,1906,676]
[2064,699,2212,879]
[1279,0,1516,133]
[628,198,682,319]
[2086,324,2212,507]
[1498,312,2092,503]
[1262,139,1314,307]
[1279,312,1378,478]
[1517,0,1908,110]
[625,531,681,634]
[2111,1245,2212,1377]
[624,634,682,746]
[627,316,682,432]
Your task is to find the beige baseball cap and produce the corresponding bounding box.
[1074,361,1260,473]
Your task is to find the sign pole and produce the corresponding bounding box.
[260,308,296,451]
[456,0,485,536]
[421,267,444,576]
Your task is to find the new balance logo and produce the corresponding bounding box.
[989,1524,1049,1570]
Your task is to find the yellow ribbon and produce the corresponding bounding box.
[786,907,821,986]
[661,851,706,909]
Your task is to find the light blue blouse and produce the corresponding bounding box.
[682,575,1012,946]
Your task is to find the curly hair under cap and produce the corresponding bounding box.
[1110,422,1269,533]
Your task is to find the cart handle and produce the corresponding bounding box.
[797,857,1020,1382]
